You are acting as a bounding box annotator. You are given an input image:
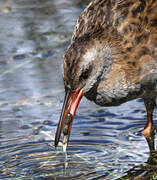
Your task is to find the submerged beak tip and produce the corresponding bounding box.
[54,141,58,148]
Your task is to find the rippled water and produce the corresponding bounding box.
[0,0,157,179]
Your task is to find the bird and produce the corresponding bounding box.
[55,0,157,150]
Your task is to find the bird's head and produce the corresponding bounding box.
[55,35,113,147]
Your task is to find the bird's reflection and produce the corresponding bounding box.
[146,127,157,165]
[119,128,157,180]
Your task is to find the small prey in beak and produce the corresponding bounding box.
[55,87,83,150]
[63,112,72,152]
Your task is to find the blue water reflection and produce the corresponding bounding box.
[0,0,156,179]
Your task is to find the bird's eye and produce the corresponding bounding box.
[79,68,89,81]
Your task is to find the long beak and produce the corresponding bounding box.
[54,87,83,147]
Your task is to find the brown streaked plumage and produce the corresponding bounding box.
[55,0,157,150]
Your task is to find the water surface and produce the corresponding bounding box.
[0,0,157,179]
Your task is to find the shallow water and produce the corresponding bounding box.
[0,0,157,179]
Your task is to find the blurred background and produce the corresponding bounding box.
[0,0,156,179]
